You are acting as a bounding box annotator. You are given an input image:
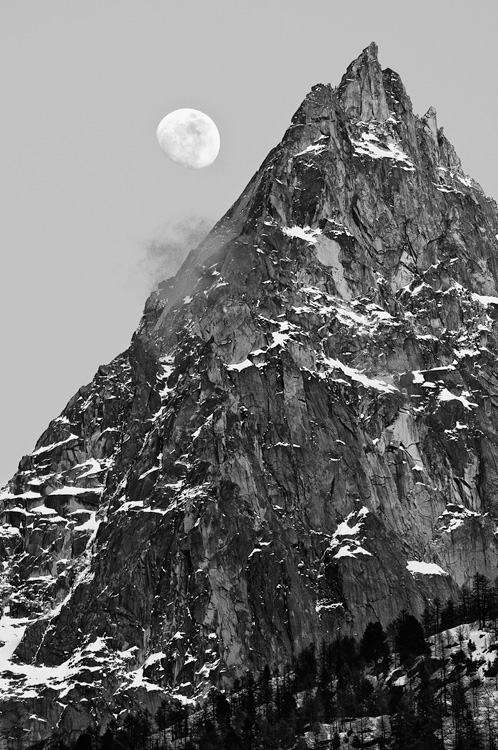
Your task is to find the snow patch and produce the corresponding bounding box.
[138,466,160,480]
[438,388,477,410]
[144,651,166,667]
[227,359,253,372]
[73,511,99,532]
[158,358,175,399]
[406,561,449,576]
[294,142,327,158]
[384,410,424,468]
[330,507,372,560]
[31,435,79,457]
[453,348,480,359]
[438,504,481,533]
[314,236,351,300]
[471,293,498,306]
[192,414,213,440]
[49,485,102,496]
[334,544,372,559]
[315,601,342,613]
[282,225,322,244]
[76,459,104,478]
[351,132,415,171]
[321,356,398,394]
[0,489,41,502]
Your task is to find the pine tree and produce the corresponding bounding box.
[277,684,296,720]
[243,671,256,721]
[118,712,152,750]
[390,690,418,750]
[451,679,484,750]
[394,611,429,664]
[317,642,336,721]
[100,729,114,750]
[74,735,93,750]
[460,585,472,623]
[440,599,457,631]
[484,695,498,750]
[415,660,443,749]
[294,644,317,692]
[433,597,442,633]
[423,603,436,636]
[224,725,242,750]
[473,572,490,628]
[360,622,389,667]
[215,692,231,728]
[301,690,324,731]
[156,700,169,746]
[258,664,272,712]
[198,718,221,750]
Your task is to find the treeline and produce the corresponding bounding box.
[58,611,431,750]
[59,574,498,750]
[423,572,498,634]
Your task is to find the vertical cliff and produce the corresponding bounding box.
[1,42,498,746]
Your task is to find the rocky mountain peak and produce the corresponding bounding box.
[337,41,391,121]
[1,45,498,748]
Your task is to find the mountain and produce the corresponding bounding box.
[2,41,498,747]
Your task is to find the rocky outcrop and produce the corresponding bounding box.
[1,42,498,747]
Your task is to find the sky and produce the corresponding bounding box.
[1,0,497,485]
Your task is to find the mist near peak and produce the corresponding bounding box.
[140,217,213,292]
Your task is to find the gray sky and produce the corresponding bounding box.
[1,0,497,484]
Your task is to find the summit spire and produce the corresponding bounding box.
[337,41,391,121]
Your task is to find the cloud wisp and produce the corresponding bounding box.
[140,217,213,291]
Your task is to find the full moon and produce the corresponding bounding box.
[156,108,220,169]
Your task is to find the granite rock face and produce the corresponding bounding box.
[2,42,498,746]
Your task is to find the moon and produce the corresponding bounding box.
[156,108,220,169]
